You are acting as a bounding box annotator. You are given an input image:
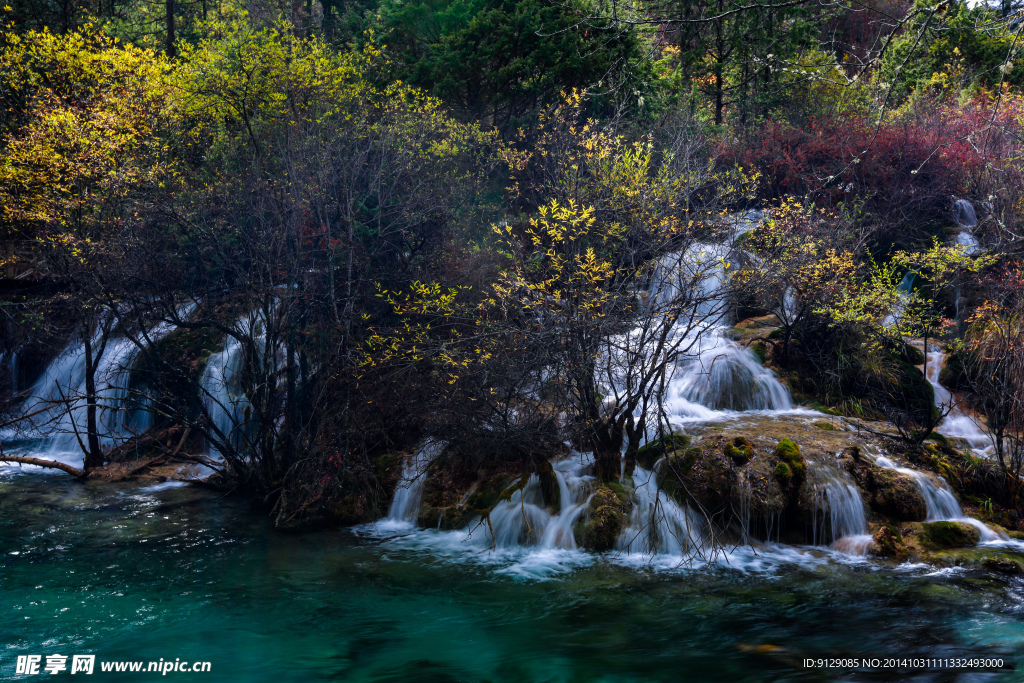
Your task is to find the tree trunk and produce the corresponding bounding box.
[82,330,104,471]
[165,0,176,56]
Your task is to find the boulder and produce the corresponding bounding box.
[918,521,982,549]
[576,484,628,551]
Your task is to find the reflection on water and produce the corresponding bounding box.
[1,474,1022,682]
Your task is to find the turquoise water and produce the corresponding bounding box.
[3,474,1024,682]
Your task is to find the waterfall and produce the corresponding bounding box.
[807,459,872,555]
[952,198,978,229]
[873,455,1003,543]
[199,335,248,459]
[647,241,793,421]
[538,457,595,549]
[388,440,445,523]
[617,463,706,556]
[8,317,180,465]
[951,198,981,255]
[473,475,552,548]
[913,345,993,457]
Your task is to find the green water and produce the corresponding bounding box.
[3,475,1023,682]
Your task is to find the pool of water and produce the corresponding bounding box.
[2,474,1023,681]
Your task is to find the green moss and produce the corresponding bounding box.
[636,434,692,469]
[723,437,753,465]
[814,421,835,431]
[497,477,526,503]
[376,453,397,478]
[920,521,982,549]
[774,461,793,486]
[775,439,806,480]
[576,485,627,551]
[750,341,768,364]
[939,349,971,392]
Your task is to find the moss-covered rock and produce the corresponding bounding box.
[635,434,691,469]
[775,439,806,481]
[919,521,982,549]
[773,461,793,486]
[576,484,628,551]
[723,437,753,465]
[750,341,768,364]
[901,343,926,366]
[939,348,971,393]
[982,555,1024,574]
[814,421,835,431]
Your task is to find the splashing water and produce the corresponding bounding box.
[617,463,707,556]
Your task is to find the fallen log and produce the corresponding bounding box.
[0,455,84,477]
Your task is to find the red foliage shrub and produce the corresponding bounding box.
[720,97,1024,243]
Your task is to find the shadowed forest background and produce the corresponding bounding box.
[1,0,1024,540]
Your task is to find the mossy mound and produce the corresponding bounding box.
[919,521,982,549]
[576,484,628,551]
[773,462,792,486]
[814,421,835,431]
[938,348,971,393]
[774,439,806,482]
[901,343,926,366]
[723,437,754,465]
[635,434,692,470]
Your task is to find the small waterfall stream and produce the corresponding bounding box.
[617,463,706,556]
[874,455,1006,543]
[808,459,872,555]
[199,335,248,460]
[388,440,445,523]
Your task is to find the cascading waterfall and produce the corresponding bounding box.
[647,242,793,420]
[952,198,982,256]
[874,455,1005,543]
[617,463,706,556]
[807,459,872,555]
[6,317,180,466]
[538,457,595,549]
[199,335,248,460]
[913,344,993,457]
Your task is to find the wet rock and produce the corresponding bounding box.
[918,521,982,549]
[576,484,627,551]
[982,556,1024,575]
[872,524,908,560]
[847,460,927,522]
[536,459,561,511]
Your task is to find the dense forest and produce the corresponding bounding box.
[1,0,1022,553]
